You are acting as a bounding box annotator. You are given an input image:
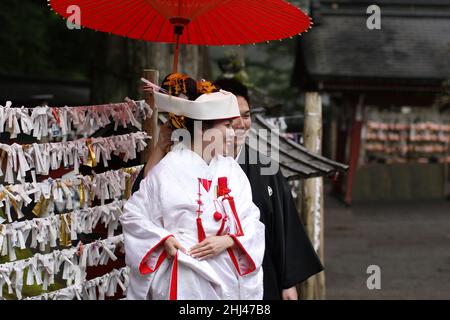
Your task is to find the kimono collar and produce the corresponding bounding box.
[235,146,244,162]
[172,144,223,168]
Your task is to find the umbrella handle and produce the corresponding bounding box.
[171,21,187,74]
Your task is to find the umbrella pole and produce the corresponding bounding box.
[172,34,180,73]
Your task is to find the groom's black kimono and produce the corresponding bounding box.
[237,144,323,299]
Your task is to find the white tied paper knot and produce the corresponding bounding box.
[0,100,152,139]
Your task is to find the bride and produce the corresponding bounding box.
[120,73,265,300]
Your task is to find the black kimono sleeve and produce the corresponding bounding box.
[277,171,324,289]
[131,167,145,194]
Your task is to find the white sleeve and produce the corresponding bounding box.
[120,171,173,275]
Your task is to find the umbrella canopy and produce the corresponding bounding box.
[48,0,312,45]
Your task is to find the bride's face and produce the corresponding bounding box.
[203,119,235,157]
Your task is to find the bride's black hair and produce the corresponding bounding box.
[160,73,199,101]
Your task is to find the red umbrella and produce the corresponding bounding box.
[48,0,312,72]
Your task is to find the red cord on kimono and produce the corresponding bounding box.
[196,178,206,242]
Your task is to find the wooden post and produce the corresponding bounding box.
[142,69,159,164]
[298,92,325,300]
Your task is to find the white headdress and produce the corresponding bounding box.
[154,89,240,120]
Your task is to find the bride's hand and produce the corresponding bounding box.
[164,236,187,258]
[189,236,235,260]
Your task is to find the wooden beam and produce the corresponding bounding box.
[142,69,159,164]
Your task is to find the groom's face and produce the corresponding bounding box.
[231,96,251,148]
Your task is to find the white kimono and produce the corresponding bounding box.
[120,147,265,300]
